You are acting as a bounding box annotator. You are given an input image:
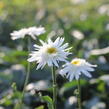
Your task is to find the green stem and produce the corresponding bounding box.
[52,66,57,109]
[77,79,82,109]
[21,37,31,107]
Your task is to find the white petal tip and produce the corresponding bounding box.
[94,65,97,67]
[27,59,32,62]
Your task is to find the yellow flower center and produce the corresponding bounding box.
[71,60,81,66]
[47,47,57,54]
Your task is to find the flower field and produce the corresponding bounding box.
[0,0,109,109]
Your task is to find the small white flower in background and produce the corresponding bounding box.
[10,26,45,40]
[71,30,84,40]
[27,37,71,69]
[71,0,86,4]
[11,28,27,40]
[26,27,45,40]
[98,4,109,15]
[59,58,97,81]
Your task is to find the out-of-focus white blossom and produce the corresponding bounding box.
[71,30,84,40]
[10,26,45,40]
[90,46,109,55]
[98,4,109,15]
[71,0,86,4]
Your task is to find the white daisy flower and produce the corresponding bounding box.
[26,26,46,40]
[27,37,71,69]
[59,58,97,81]
[10,26,45,40]
[10,28,27,40]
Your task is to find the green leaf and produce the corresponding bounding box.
[41,96,53,109]
[42,96,53,104]
[63,79,87,89]
[14,102,21,109]
[35,105,44,109]
[97,80,105,92]
[60,80,87,96]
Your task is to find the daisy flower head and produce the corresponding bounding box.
[10,28,27,40]
[27,37,71,69]
[26,26,46,40]
[10,26,45,40]
[59,58,97,81]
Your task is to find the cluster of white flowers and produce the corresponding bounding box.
[27,37,97,80]
[11,26,97,81]
[10,26,45,40]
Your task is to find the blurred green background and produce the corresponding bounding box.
[0,0,109,109]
